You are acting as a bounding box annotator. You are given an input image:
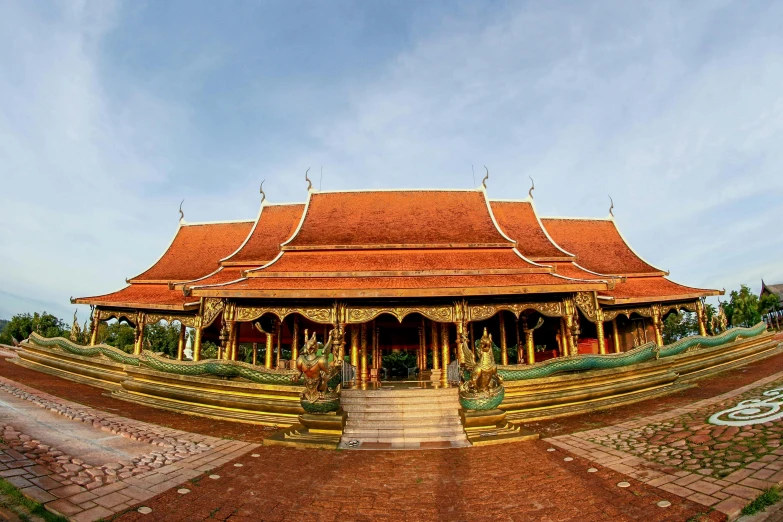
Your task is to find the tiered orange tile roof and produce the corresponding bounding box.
[221,203,305,265]
[490,200,573,261]
[73,284,200,311]
[599,276,720,304]
[540,218,664,276]
[537,217,720,304]
[74,219,253,310]
[130,220,254,283]
[191,189,607,298]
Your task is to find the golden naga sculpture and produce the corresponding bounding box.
[458,328,505,410]
[292,329,342,413]
[710,302,729,334]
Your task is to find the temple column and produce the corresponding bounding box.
[499,312,508,365]
[264,327,274,369]
[612,319,621,353]
[133,313,145,355]
[275,319,282,367]
[291,316,299,363]
[229,321,238,361]
[418,322,425,371]
[89,308,100,346]
[558,318,568,357]
[430,320,440,371]
[525,326,535,365]
[177,323,186,361]
[515,316,523,364]
[563,298,579,356]
[374,323,380,370]
[360,323,368,383]
[440,323,450,385]
[350,325,360,382]
[252,342,258,365]
[696,300,708,337]
[470,322,475,356]
[193,319,203,361]
[652,307,664,347]
[596,309,607,355]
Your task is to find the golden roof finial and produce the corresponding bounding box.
[179,199,185,223]
[305,167,313,192]
[259,179,266,204]
[608,195,614,217]
[528,176,535,199]
[481,166,489,189]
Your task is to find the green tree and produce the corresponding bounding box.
[101,322,136,353]
[663,312,698,344]
[726,285,763,327]
[144,321,181,357]
[0,312,67,344]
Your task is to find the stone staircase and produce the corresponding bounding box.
[339,384,470,449]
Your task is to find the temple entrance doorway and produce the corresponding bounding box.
[373,313,428,381]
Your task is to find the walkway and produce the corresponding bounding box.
[1,346,783,520]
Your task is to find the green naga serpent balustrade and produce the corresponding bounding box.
[139,352,301,386]
[498,322,768,382]
[27,333,141,366]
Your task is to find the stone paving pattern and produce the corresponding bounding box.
[0,375,257,521]
[550,370,783,520]
[4,346,783,520]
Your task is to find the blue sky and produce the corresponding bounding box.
[1,0,782,322]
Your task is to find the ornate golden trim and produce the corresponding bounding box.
[97,309,139,324]
[202,298,225,328]
[603,306,654,321]
[145,313,198,328]
[574,291,600,323]
[468,301,565,322]
[345,305,453,324]
[235,306,333,324]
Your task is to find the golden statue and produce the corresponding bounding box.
[70,310,82,343]
[459,328,504,410]
[292,329,342,413]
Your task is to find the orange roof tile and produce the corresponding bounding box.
[73,284,199,311]
[191,272,607,299]
[541,218,663,276]
[246,248,543,276]
[130,221,253,283]
[491,201,572,260]
[601,276,721,304]
[222,204,305,265]
[284,190,513,249]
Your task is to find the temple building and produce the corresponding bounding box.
[73,181,721,383]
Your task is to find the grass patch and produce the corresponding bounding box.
[0,478,68,522]
[741,486,781,516]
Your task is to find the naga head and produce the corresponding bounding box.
[303,329,317,353]
[479,328,493,352]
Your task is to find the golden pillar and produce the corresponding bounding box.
[89,308,100,346]
[229,321,238,361]
[275,320,282,367]
[193,321,203,361]
[430,320,440,370]
[470,322,475,356]
[350,325,360,379]
[133,313,145,355]
[252,342,258,365]
[360,323,368,383]
[652,307,664,347]
[558,318,568,357]
[596,308,606,355]
[440,323,450,385]
[612,319,621,353]
[696,300,708,337]
[291,316,299,362]
[373,323,380,370]
[525,327,535,365]
[515,316,523,364]
[264,329,274,369]
[499,312,508,365]
[563,298,578,356]
[177,323,186,361]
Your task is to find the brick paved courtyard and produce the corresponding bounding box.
[3,351,783,520]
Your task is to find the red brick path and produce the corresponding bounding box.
[112,441,723,522]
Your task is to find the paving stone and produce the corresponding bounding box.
[44,498,84,517]
[92,491,132,509]
[69,505,115,522]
